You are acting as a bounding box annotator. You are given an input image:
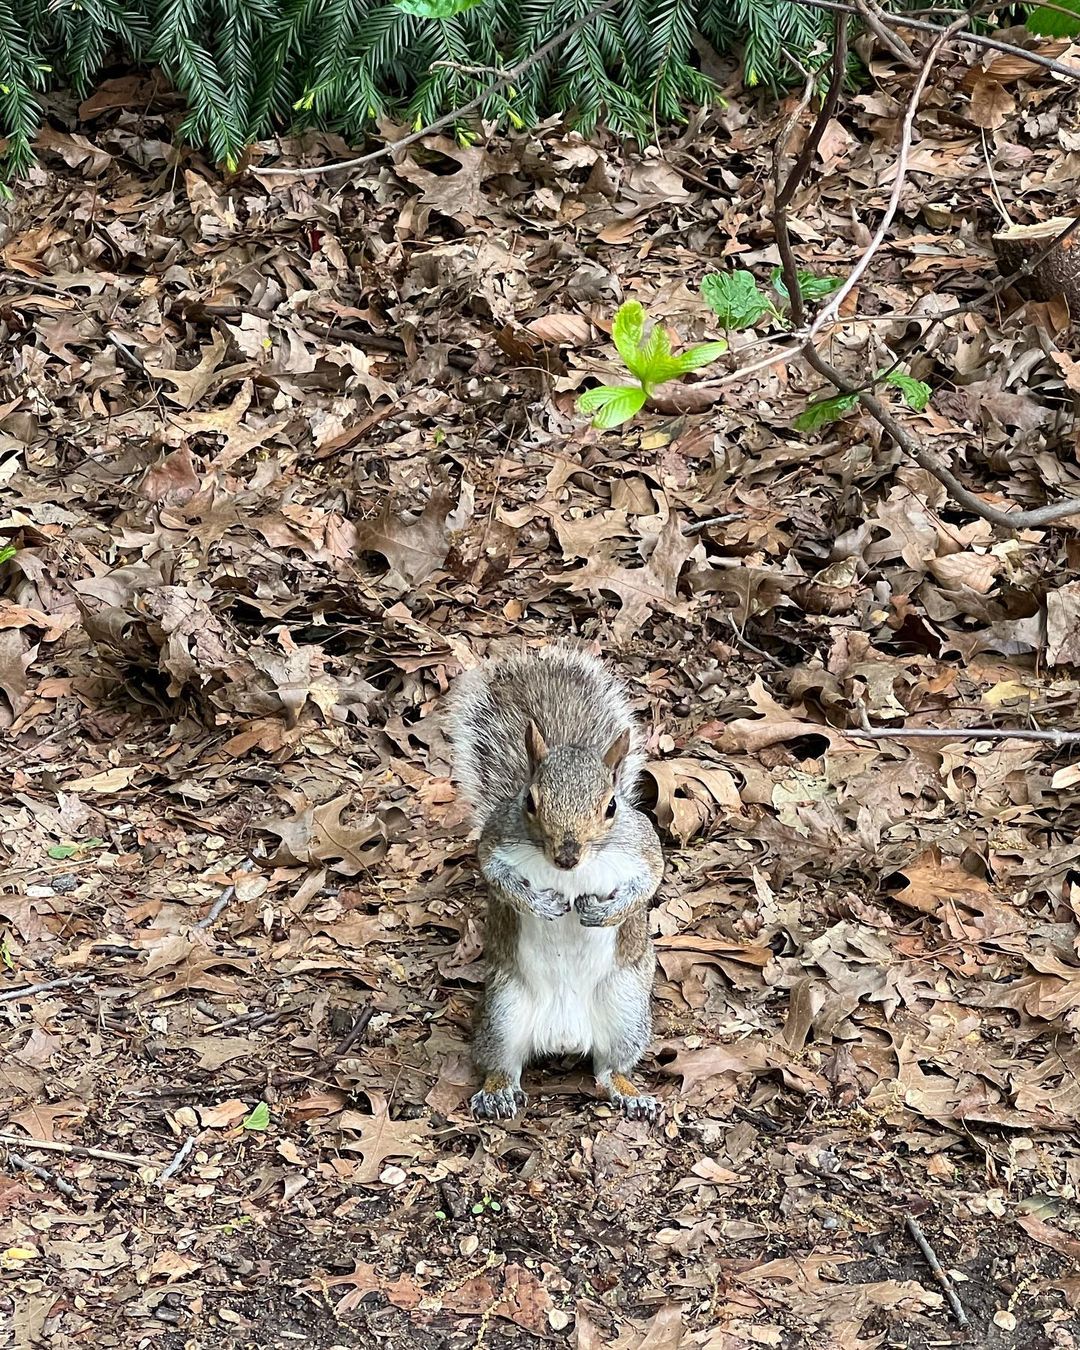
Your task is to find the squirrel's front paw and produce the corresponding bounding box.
[529,886,572,920]
[575,887,631,927]
[471,1084,526,1121]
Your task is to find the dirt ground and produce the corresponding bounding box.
[3,41,1080,1350]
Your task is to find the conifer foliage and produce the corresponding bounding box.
[0,0,831,186]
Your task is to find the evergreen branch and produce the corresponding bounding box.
[254,0,622,178]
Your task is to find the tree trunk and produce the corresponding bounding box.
[992,217,1080,309]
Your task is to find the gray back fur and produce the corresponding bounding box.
[444,643,646,828]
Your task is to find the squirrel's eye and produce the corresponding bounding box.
[605,797,617,819]
[526,793,539,816]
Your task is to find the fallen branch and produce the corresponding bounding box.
[0,974,94,1004]
[253,0,620,180]
[0,1132,150,1168]
[806,16,970,345]
[789,0,1080,82]
[773,14,1080,530]
[905,1214,969,1328]
[158,1137,196,1184]
[848,725,1080,746]
[8,1151,79,1198]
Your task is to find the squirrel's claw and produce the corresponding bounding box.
[620,1093,661,1124]
[530,887,572,920]
[471,1085,526,1121]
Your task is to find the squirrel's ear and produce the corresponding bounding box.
[525,720,549,772]
[602,729,631,772]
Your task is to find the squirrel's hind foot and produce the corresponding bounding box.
[471,1080,526,1121]
[600,1071,662,1125]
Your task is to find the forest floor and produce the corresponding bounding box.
[4,32,1080,1350]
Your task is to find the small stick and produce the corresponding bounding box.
[193,859,257,931]
[681,513,744,535]
[204,1002,302,1033]
[849,726,1080,745]
[0,1133,150,1168]
[330,1006,375,1058]
[0,974,94,1004]
[8,1151,79,1198]
[905,1214,969,1327]
[158,1137,196,1184]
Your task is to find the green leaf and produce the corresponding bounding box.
[0,544,15,564]
[636,323,674,384]
[668,341,728,375]
[47,844,77,859]
[576,384,649,429]
[395,0,482,14]
[793,393,859,433]
[884,371,931,411]
[771,267,844,303]
[1027,0,1080,36]
[611,302,647,378]
[243,1101,271,1131]
[701,271,771,329]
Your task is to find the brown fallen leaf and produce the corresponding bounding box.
[968,77,1016,130]
[555,511,695,641]
[262,795,387,875]
[356,486,469,588]
[339,1090,434,1182]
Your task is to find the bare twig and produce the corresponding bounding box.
[253,0,620,180]
[772,15,1080,530]
[905,1215,969,1327]
[681,512,745,535]
[854,0,919,67]
[788,0,1080,82]
[0,1133,150,1168]
[8,1151,80,1198]
[806,16,970,342]
[204,1002,303,1033]
[329,1006,375,1058]
[194,860,257,931]
[848,725,1080,746]
[0,974,94,1004]
[158,1137,196,1184]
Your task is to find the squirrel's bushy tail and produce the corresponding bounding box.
[445,643,645,829]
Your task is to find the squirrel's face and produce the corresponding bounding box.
[522,724,630,869]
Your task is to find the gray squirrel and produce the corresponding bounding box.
[446,643,663,1122]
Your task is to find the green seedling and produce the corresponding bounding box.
[700,266,842,331]
[242,1101,271,1131]
[47,837,104,860]
[577,301,727,429]
[0,543,16,564]
[793,367,931,433]
[470,1194,502,1216]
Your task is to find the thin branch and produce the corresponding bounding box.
[776,21,849,213]
[158,1137,196,1184]
[0,974,94,1004]
[772,16,1080,530]
[0,1133,150,1168]
[854,0,920,67]
[905,1215,969,1328]
[253,0,621,180]
[8,1151,79,1198]
[848,726,1080,746]
[806,17,970,341]
[788,0,1080,82]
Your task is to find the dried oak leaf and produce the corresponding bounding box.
[142,332,233,409]
[356,486,469,588]
[642,759,742,843]
[262,794,387,876]
[339,1090,434,1182]
[555,512,695,640]
[1046,582,1080,666]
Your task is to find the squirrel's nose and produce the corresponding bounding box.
[553,840,581,869]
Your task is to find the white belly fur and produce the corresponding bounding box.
[506,912,622,1058]
[489,841,642,1060]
